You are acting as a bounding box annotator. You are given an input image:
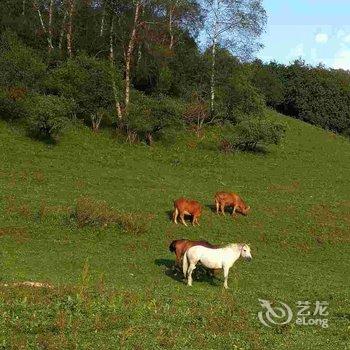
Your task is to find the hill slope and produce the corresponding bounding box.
[0,111,349,349]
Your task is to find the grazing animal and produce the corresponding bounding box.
[169,239,218,267]
[214,192,250,216]
[183,243,252,289]
[173,198,202,226]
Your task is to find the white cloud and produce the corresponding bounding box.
[342,34,350,43]
[289,43,304,59]
[336,29,346,39]
[315,33,328,44]
[333,47,350,70]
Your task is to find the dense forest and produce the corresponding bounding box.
[0,0,349,150]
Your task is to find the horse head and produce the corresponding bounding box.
[240,243,252,261]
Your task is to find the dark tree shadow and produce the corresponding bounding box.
[155,258,222,286]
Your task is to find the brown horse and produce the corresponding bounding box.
[169,239,221,276]
[214,192,250,216]
[172,198,202,226]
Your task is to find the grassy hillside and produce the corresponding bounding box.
[0,110,349,349]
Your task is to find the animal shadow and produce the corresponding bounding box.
[155,258,220,286]
[206,204,217,213]
[155,258,183,282]
[205,203,234,215]
[165,210,173,221]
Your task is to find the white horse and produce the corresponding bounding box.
[182,243,252,289]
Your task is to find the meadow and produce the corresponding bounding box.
[0,110,349,349]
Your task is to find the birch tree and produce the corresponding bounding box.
[33,0,55,52]
[201,0,266,115]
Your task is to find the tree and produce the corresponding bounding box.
[201,0,266,115]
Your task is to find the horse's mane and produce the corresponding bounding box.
[226,243,247,249]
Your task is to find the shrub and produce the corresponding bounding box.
[183,94,210,137]
[23,94,75,142]
[0,31,46,91]
[226,118,286,152]
[71,197,148,235]
[0,86,27,120]
[126,93,185,144]
[216,72,265,124]
[45,55,122,129]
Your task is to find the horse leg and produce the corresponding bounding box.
[173,208,179,224]
[220,204,225,215]
[232,205,237,217]
[175,251,181,268]
[180,214,188,226]
[215,200,219,214]
[187,263,196,286]
[223,266,230,289]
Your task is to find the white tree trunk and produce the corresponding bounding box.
[48,0,54,53]
[125,1,141,110]
[58,9,68,51]
[100,4,106,36]
[210,38,217,116]
[109,17,122,120]
[168,5,174,50]
[67,0,75,58]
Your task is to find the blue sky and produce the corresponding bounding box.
[258,0,350,69]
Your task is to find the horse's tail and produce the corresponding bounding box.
[182,250,189,277]
[169,240,177,253]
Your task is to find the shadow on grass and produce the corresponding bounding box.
[154,258,221,286]
[165,210,173,222]
[205,204,235,215]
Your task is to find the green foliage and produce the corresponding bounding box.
[23,94,74,142]
[251,60,284,108]
[45,55,122,125]
[251,60,350,135]
[126,93,185,143]
[0,31,46,91]
[215,63,265,124]
[0,86,27,121]
[226,118,286,151]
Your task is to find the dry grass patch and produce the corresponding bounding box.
[5,195,32,218]
[0,227,29,243]
[268,181,300,193]
[308,203,350,243]
[71,196,149,234]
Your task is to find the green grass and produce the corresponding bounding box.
[0,110,349,349]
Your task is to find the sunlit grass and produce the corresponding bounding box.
[0,110,349,349]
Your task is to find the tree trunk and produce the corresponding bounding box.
[48,0,54,53]
[109,17,123,121]
[22,0,26,16]
[33,0,54,52]
[210,38,216,116]
[67,0,75,58]
[168,5,174,50]
[58,9,68,51]
[146,132,153,146]
[125,1,141,111]
[100,3,105,36]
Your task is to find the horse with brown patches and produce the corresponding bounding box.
[169,239,219,267]
[172,198,202,226]
[214,192,250,216]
